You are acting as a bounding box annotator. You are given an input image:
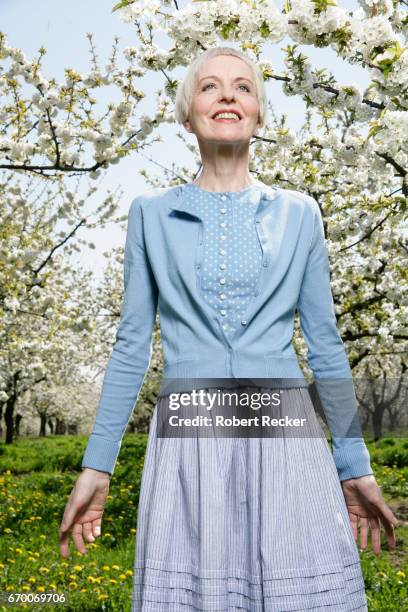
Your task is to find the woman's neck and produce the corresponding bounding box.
[193,172,257,192]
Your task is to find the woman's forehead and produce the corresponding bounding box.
[197,55,253,80]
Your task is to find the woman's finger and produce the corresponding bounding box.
[59,495,86,533]
[71,522,87,555]
[82,522,95,543]
[59,526,70,558]
[359,516,369,550]
[348,512,358,542]
[92,517,102,538]
[369,497,399,544]
[369,515,382,555]
[59,500,79,558]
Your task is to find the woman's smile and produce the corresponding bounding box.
[212,116,241,123]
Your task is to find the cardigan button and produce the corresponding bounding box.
[241,320,247,326]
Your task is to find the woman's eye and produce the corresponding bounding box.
[202,83,251,92]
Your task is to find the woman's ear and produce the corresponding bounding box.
[183,119,193,134]
[253,116,262,137]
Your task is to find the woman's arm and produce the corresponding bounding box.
[296,196,373,482]
[81,195,159,476]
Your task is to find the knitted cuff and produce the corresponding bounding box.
[332,438,374,482]
[81,435,121,476]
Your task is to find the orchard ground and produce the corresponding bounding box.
[0,434,407,611]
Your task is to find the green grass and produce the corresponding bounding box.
[0,435,407,610]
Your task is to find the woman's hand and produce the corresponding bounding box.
[59,467,111,557]
[341,474,399,555]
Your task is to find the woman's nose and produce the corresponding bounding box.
[219,90,235,102]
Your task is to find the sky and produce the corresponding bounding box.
[1,0,367,280]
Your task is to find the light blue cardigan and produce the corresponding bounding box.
[81,182,373,481]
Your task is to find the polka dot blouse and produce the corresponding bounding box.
[183,181,263,339]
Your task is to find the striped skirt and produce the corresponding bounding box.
[132,387,368,611]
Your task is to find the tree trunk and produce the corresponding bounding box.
[55,418,66,435]
[15,414,22,437]
[48,419,54,434]
[372,405,384,441]
[40,415,47,436]
[4,398,15,444]
[4,374,20,444]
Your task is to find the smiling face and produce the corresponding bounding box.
[183,54,261,145]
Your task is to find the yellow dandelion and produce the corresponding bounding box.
[111,564,120,570]
[15,548,23,555]
[98,594,109,600]
[37,587,45,592]
[119,574,127,580]
[3,528,12,534]
[396,570,405,578]
[102,565,110,571]
[130,528,136,533]
[60,562,69,567]
[28,577,36,583]
[7,559,15,564]
[74,565,83,571]
[68,582,78,589]
[28,557,36,562]
[80,589,87,593]
[0,564,4,569]
[21,586,30,592]
[126,570,133,577]
[87,576,96,583]
[109,579,117,584]
[50,583,57,589]
[39,567,49,573]
[39,535,46,540]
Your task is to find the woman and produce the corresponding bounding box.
[59,47,398,610]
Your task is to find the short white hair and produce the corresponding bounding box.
[174,46,268,128]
